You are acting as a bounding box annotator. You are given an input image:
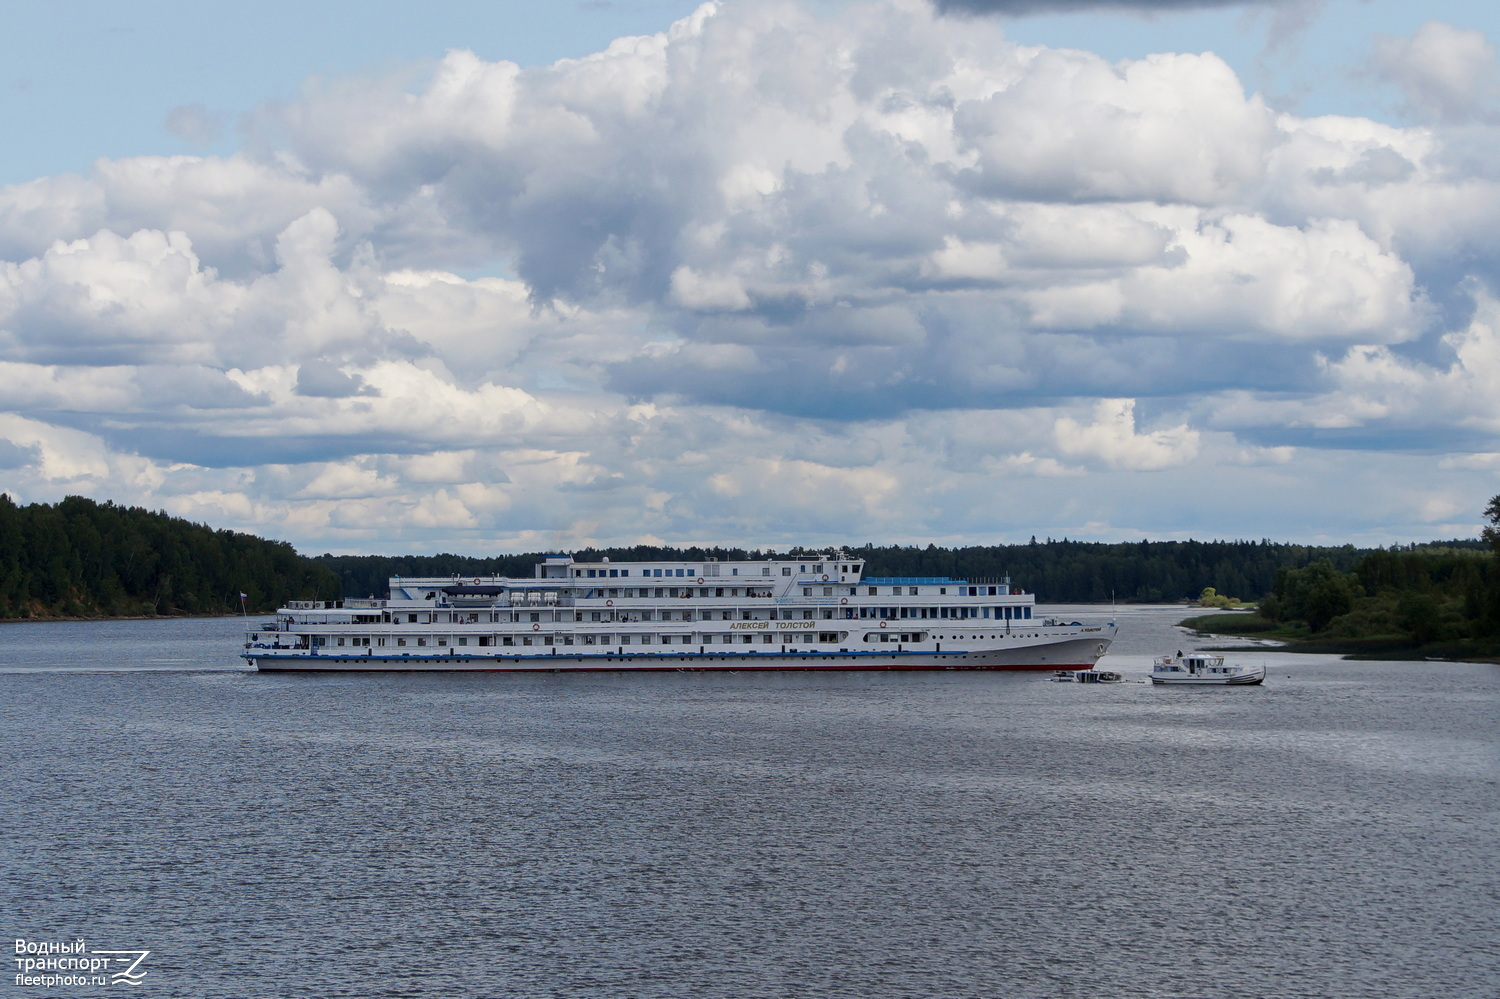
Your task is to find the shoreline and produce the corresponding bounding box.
[1180,612,1500,665]
[1,612,252,625]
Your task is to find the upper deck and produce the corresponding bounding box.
[372,554,1015,608]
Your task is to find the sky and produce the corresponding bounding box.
[2,0,1499,555]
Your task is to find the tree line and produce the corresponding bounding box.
[0,494,340,618]
[316,537,1474,605]
[1256,499,1500,648]
[9,490,1498,647]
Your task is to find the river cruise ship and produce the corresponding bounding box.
[243,553,1116,672]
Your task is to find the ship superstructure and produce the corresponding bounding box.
[243,552,1115,671]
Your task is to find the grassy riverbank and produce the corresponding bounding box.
[1181,611,1500,664]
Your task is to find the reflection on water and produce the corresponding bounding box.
[1,613,1496,998]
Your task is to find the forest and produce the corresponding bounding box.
[314,537,1472,604]
[7,490,1499,654]
[1189,496,1500,656]
[0,494,340,618]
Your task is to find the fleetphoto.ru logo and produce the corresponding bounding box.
[14,938,150,988]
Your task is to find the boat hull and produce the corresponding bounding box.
[246,636,1111,672]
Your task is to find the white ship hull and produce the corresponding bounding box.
[248,635,1111,672]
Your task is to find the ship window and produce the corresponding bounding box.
[397,638,407,646]
[869,587,878,595]
[762,634,773,643]
[523,637,532,646]
[621,570,630,577]
[336,638,345,646]
[587,570,596,577]
[732,568,739,575]
[823,587,832,596]
[408,614,417,623]
[762,567,771,576]
[908,587,917,596]
[676,569,686,577]
[782,567,791,576]
[530,613,540,622]
[621,636,631,644]
[813,564,822,573]
[803,587,812,596]
[940,587,947,595]
[822,610,834,619]
[609,569,617,578]
[803,610,813,619]
[417,638,427,646]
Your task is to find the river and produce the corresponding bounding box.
[2,607,1495,997]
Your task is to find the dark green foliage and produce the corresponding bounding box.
[0,494,339,618]
[1270,559,1360,632]
[319,538,1376,604]
[1257,531,1500,645]
[1485,495,1500,558]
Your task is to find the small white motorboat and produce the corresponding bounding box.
[1151,653,1265,685]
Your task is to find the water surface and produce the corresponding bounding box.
[2,609,1496,997]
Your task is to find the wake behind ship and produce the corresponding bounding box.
[244,552,1115,672]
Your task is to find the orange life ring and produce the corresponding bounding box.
[839,597,848,605]
[696,577,705,584]
[532,623,540,631]
[472,578,481,584]
[879,621,887,629]
[821,574,829,581]
[605,599,614,607]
